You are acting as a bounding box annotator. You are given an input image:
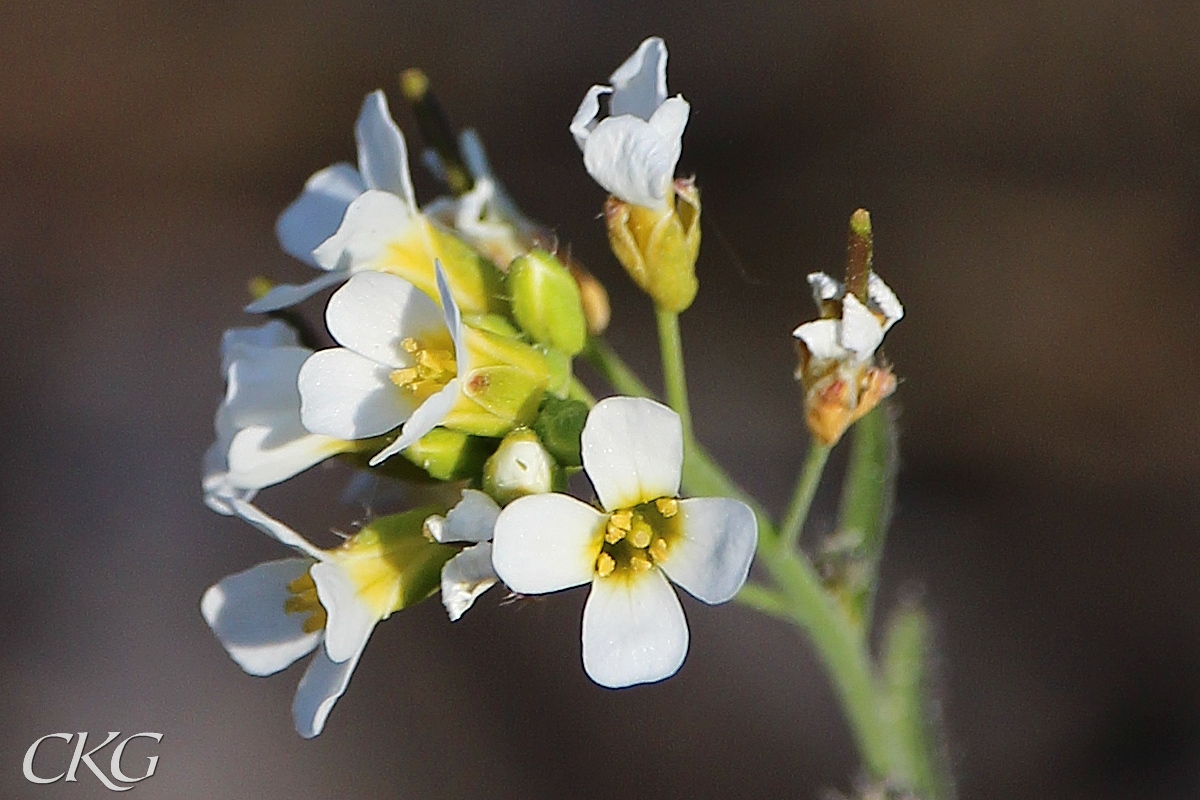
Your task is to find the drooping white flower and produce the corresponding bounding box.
[297,266,466,467]
[424,488,502,621]
[570,37,690,210]
[201,499,453,737]
[491,397,757,688]
[250,90,419,313]
[203,321,351,515]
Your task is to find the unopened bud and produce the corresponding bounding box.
[605,178,701,313]
[507,249,588,356]
[532,396,589,467]
[400,427,495,481]
[482,429,564,504]
[564,259,611,336]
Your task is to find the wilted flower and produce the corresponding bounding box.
[201,500,454,737]
[203,321,352,515]
[491,397,757,688]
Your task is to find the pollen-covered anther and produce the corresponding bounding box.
[649,537,669,563]
[390,336,457,400]
[654,497,678,518]
[596,551,616,578]
[284,572,327,634]
[629,555,653,572]
[605,509,633,544]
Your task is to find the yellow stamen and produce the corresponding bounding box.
[604,520,627,544]
[596,552,616,578]
[629,555,653,572]
[284,573,327,633]
[649,537,669,563]
[609,509,633,531]
[655,498,679,518]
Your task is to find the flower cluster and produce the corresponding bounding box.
[201,39,759,737]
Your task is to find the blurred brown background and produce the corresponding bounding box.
[3,1,1200,798]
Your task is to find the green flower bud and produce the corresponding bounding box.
[532,396,589,467]
[400,428,496,482]
[604,178,701,313]
[347,506,457,613]
[506,249,588,356]
[482,429,564,505]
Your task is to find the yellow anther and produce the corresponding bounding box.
[604,519,627,544]
[629,518,652,549]
[390,367,419,387]
[629,555,653,572]
[649,537,669,563]
[655,497,679,518]
[284,572,327,633]
[596,551,616,578]
[400,337,421,354]
[609,509,633,531]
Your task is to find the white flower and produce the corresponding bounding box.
[792,272,904,364]
[570,37,690,209]
[203,321,351,515]
[424,489,502,621]
[297,266,466,467]
[250,90,420,313]
[491,397,757,688]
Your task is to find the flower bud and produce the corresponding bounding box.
[604,178,700,313]
[507,249,588,356]
[564,258,611,335]
[531,396,589,467]
[482,429,564,505]
[344,506,457,613]
[400,428,496,481]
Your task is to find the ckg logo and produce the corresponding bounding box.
[23,732,162,792]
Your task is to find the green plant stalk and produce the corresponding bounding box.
[779,442,832,550]
[882,608,955,800]
[836,404,897,633]
[567,376,596,405]
[655,308,693,436]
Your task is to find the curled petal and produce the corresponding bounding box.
[367,378,460,466]
[582,114,680,209]
[491,494,605,594]
[581,396,682,511]
[355,90,416,207]
[245,271,350,315]
[792,319,843,361]
[292,638,368,739]
[275,163,366,268]
[839,294,885,360]
[298,348,415,440]
[868,272,905,330]
[659,498,757,604]
[201,558,321,676]
[806,271,842,306]
[608,36,669,119]
[441,542,498,622]
[582,569,688,688]
[229,499,327,561]
[426,489,501,544]
[325,272,444,369]
[310,562,380,664]
[570,84,611,150]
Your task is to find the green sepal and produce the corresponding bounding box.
[506,249,588,356]
[532,396,588,468]
[460,365,548,425]
[353,506,457,613]
[400,427,497,482]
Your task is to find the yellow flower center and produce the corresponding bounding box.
[595,497,681,579]
[390,335,457,404]
[283,572,327,634]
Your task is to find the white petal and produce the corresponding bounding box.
[244,271,350,314]
[222,346,309,430]
[792,319,845,361]
[276,163,366,267]
[325,271,444,368]
[292,638,368,739]
[440,542,498,622]
[582,116,677,208]
[367,377,459,466]
[229,499,327,561]
[220,321,299,374]
[313,190,417,272]
[310,561,380,663]
[840,294,885,360]
[201,558,322,676]
[434,261,465,361]
[659,498,757,604]
[867,272,904,330]
[355,90,416,207]
[226,424,348,490]
[297,348,414,440]
[806,271,842,306]
[581,397,682,511]
[647,96,689,150]
[608,37,669,120]
[570,84,611,150]
[426,489,501,544]
[202,454,250,516]
[581,569,688,688]
[491,494,604,594]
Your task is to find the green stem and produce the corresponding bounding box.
[779,442,832,550]
[756,540,893,780]
[567,376,596,405]
[655,308,692,436]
